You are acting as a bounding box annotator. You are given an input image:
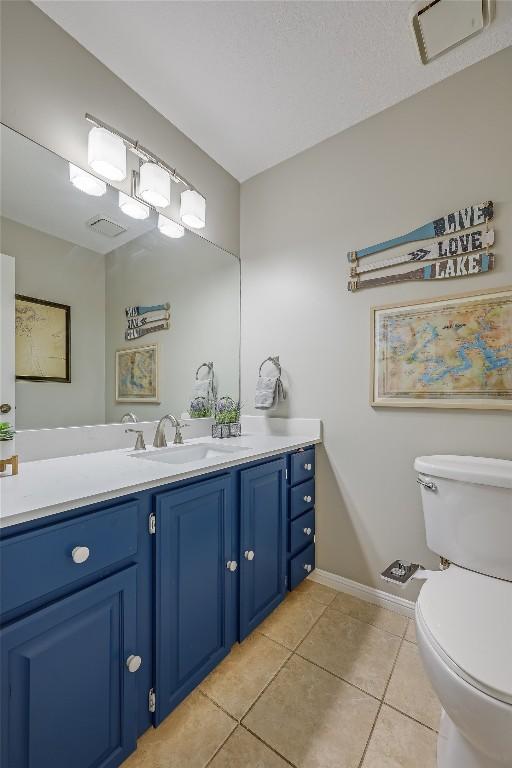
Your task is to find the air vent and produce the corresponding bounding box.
[411,0,494,65]
[86,216,127,237]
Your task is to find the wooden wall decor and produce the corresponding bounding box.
[347,201,496,294]
[347,201,493,263]
[349,252,494,292]
[124,302,170,341]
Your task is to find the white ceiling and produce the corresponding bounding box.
[36,1,512,181]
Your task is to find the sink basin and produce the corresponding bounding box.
[129,442,249,465]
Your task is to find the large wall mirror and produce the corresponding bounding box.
[0,124,240,430]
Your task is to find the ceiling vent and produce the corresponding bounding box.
[86,215,127,237]
[411,0,494,64]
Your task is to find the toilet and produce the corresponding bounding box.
[414,455,512,768]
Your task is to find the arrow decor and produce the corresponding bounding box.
[354,228,494,275]
[348,252,494,292]
[125,321,170,341]
[126,311,170,330]
[347,201,493,262]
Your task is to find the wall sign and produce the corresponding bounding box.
[124,302,170,341]
[350,252,494,292]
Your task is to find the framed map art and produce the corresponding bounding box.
[371,286,512,410]
[116,344,159,403]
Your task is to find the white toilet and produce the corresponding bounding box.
[414,455,512,768]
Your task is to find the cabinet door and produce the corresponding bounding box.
[0,567,138,768]
[155,475,233,724]
[240,459,287,640]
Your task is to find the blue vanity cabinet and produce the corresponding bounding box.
[0,566,138,768]
[287,447,316,590]
[154,474,235,725]
[239,458,287,640]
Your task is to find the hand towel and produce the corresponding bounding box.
[255,376,285,409]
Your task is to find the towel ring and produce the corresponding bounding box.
[196,361,214,380]
[258,355,281,377]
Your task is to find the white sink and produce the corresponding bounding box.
[129,442,249,465]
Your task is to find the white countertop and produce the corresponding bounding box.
[0,430,320,529]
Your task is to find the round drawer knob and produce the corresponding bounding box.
[303,564,312,573]
[71,546,90,564]
[303,527,312,536]
[303,495,312,503]
[304,463,312,471]
[227,560,238,572]
[126,655,142,673]
[244,550,255,561]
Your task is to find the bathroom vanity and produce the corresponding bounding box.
[0,434,317,768]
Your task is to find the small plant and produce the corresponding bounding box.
[0,422,15,441]
[215,397,240,425]
[189,397,213,419]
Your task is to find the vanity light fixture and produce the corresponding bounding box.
[118,191,150,220]
[157,213,185,239]
[84,114,206,227]
[68,163,107,196]
[139,162,170,208]
[88,126,127,181]
[180,189,206,229]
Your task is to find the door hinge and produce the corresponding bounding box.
[148,513,156,535]
[148,688,156,713]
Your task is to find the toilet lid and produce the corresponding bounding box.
[417,566,512,705]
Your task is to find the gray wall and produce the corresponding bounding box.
[241,48,512,597]
[1,216,106,428]
[104,229,240,423]
[0,0,240,257]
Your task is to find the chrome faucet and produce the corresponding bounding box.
[153,414,188,447]
[125,428,146,450]
[121,412,137,423]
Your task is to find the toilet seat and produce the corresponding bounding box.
[416,565,512,706]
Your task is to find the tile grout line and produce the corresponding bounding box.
[384,702,440,735]
[356,628,407,768]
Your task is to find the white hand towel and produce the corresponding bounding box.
[255,376,278,409]
[192,379,211,400]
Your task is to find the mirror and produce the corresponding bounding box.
[0,124,240,429]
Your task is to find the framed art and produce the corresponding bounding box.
[116,344,159,403]
[15,294,71,382]
[371,285,512,410]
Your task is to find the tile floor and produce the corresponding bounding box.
[122,581,441,768]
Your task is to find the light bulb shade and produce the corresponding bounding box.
[180,189,206,229]
[88,126,127,181]
[69,163,106,196]
[118,191,150,220]
[158,214,185,239]
[138,162,170,207]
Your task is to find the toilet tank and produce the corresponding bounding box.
[414,455,512,582]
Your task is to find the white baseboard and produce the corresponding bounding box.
[309,568,416,619]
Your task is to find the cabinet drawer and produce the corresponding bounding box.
[290,478,315,520]
[289,542,315,590]
[290,448,315,486]
[0,501,139,615]
[289,509,315,555]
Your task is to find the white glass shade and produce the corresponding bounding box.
[138,162,170,207]
[157,214,184,239]
[180,189,206,229]
[88,126,126,181]
[69,163,106,196]
[118,191,150,220]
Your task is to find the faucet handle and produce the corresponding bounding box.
[125,429,146,451]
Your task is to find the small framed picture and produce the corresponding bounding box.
[15,295,71,382]
[371,285,512,410]
[116,344,159,403]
